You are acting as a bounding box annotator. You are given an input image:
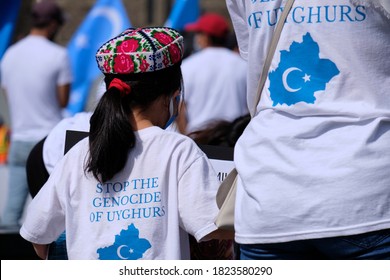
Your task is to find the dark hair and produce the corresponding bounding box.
[31,15,63,28]
[209,34,227,47]
[31,5,64,28]
[188,114,250,147]
[225,32,238,51]
[86,63,182,183]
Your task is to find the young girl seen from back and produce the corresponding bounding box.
[20,27,226,260]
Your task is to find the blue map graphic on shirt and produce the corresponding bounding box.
[269,33,340,106]
[97,223,151,260]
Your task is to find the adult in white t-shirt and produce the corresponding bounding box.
[226,0,390,259]
[0,0,72,228]
[179,13,248,134]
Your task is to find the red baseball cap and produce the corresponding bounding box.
[185,13,229,38]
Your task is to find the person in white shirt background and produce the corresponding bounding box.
[0,0,72,229]
[178,13,248,134]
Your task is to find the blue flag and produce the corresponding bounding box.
[164,0,199,31]
[0,0,22,59]
[66,0,131,116]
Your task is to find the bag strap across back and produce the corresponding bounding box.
[250,0,296,117]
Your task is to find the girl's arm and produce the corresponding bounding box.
[32,243,49,260]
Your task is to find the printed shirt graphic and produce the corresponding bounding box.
[269,33,339,106]
[97,224,151,260]
[227,0,390,244]
[19,127,219,259]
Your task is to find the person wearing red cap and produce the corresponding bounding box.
[185,13,230,44]
[0,0,72,230]
[178,13,248,134]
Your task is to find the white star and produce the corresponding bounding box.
[75,34,89,49]
[129,248,134,254]
[303,73,311,82]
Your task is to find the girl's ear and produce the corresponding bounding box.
[162,94,171,110]
[155,94,170,114]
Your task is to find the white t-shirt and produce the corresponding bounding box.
[20,127,220,259]
[0,35,72,141]
[43,112,92,174]
[227,0,390,243]
[182,47,248,133]
[352,0,390,18]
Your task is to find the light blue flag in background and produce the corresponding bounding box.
[0,0,22,59]
[164,0,199,30]
[66,0,131,116]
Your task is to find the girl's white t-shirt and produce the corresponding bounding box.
[20,127,220,259]
[227,0,390,243]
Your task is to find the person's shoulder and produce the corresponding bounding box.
[165,131,207,157]
[222,48,247,63]
[156,129,202,151]
[63,136,89,160]
[70,112,93,129]
[45,40,68,54]
[25,35,68,59]
[182,52,200,66]
[1,37,27,60]
[154,128,191,142]
[182,49,218,74]
[138,127,199,149]
[28,36,68,57]
[48,136,89,180]
[45,112,91,148]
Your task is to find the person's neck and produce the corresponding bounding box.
[129,109,158,131]
[30,28,50,39]
[131,117,155,130]
[130,97,168,130]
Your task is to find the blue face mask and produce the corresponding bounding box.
[164,94,181,129]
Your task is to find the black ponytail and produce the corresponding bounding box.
[86,63,183,183]
[87,84,134,183]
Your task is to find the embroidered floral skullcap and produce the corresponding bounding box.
[96,27,184,74]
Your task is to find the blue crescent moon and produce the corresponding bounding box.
[282,67,303,92]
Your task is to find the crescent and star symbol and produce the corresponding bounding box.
[282,67,311,93]
[75,7,124,49]
[117,245,135,260]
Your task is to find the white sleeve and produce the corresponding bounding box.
[43,112,91,174]
[226,0,249,60]
[20,162,67,244]
[178,156,220,242]
[57,50,73,86]
[43,118,70,174]
[351,0,390,18]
